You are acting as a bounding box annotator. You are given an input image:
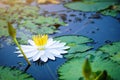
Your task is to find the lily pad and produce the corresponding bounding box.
[64,1,118,12]
[0,66,34,80]
[0,27,9,37]
[64,50,104,60]
[68,44,92,53]
[110,52,120,64]
[58,54,120,80]
[100,5,120,17]
[98,41,120,56]
[55,35,93,44]
[55,35,93,59]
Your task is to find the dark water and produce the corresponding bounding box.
[0,3,120,80]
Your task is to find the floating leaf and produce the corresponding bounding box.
[92,57,120,80]
[98,41,120,56]
[100,5,120,17]
[0,20,8,37]
[110,52,120,64]
[55,35,93,44]
[68,44,93,53]
[0,27,9,37]
[35,26,56,34]
[64,1,118,12]
[55,35,93,59]
[63,49,107,60]
[58,58,83,80]
[0,66,34,80]
[58,53,120,80]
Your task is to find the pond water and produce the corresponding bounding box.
[0,1,120,80]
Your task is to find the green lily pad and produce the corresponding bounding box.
[110,52,120,64]
[58,54,120,80]
[100,5,120,17]
[55,35,93,59]
[64,1,117,12]
[0,66,34,80]
[0,26,9,37]
[68,44,93,53]
[35,26,56,34]
[64,50,103,60]
[98,41,120,56]
[55,35,93,44]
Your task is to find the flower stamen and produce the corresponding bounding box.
[33,35,48,47]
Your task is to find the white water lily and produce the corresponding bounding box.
[15,35,69,62]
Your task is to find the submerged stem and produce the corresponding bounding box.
[13,38,31,65]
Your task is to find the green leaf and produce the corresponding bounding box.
[0,66,34,80]
[55,35,93,59]
[58,58,83,80]
[98,41,120,56]
[58,54,120,80]
[110,52,120,64]
[100,5,120,17]
[92,58,120,80]
[68,44,93,53]
[35,26,56,34]
[64,1,117,12]
[0,27,9,37]
[55,35,93,44]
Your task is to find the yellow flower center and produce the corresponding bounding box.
[33,35,48,50]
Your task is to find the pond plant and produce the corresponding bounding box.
[0,66,34,80]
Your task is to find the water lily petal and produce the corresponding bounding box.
[41,55,48,62]
[47,41,66,49]
[45,52,55,60]
[45,38,56,47]
[32,51,45,61]
[18,50,38,58]
[55,55,63,58]
[48,49,61,55]
[21,45,34,49]
[28,40,36,46]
